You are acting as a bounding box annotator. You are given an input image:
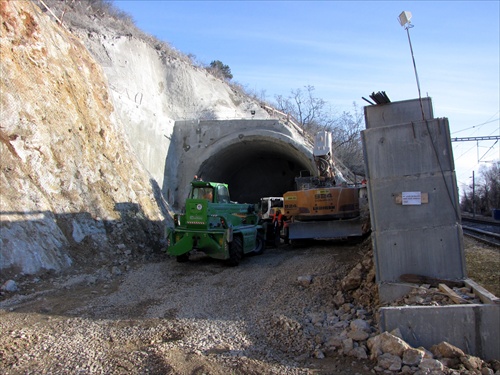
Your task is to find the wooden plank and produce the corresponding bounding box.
[438,283,470,304]
[464,278,500,305]
[399,274,465,288]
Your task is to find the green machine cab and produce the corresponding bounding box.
[165,180,265,266]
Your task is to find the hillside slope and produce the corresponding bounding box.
[51,0,271,190]
[0,0,266,277]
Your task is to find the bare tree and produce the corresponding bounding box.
[273,88,365,175]
[274,86,331,133]
[328,103,365,176]
[461,162,500,215]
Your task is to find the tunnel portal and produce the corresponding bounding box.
[165,119,316,209]
[197,137,311,204]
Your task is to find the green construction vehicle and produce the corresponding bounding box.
[165,180,265,266]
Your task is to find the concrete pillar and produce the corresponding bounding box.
[361,99,466,302]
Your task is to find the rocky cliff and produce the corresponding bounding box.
[0,0,267,278]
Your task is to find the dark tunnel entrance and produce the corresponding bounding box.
[196,138,313,204]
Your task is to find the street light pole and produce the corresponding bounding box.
[398,11,426,121]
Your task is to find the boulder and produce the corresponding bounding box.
[430,341,465,359]
[378,352,402,371]
[419,358,444,372]
[367,331,412,359]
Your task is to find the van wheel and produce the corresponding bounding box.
[253,232,265,255]
[263,222,273,244]
[227,236,243,266]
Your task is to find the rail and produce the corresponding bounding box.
[462,217,500,247]
[260,104,309,139]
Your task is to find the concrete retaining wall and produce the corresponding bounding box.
[372,224,465,283]
[362,116,466,288]
[362,98,498,361]
[380,303,500,361]
[362,118,456,177]
[363,97,433,129]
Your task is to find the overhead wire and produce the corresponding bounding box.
[451,117,499,135]
[488,127,500,136]
[478,140,499,163]
[451,111,499,167]
[454,143,477,161]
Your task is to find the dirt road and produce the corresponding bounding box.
[1,239,378,374]
[2,236,498,374]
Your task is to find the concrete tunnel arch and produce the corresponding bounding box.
[165,120,316,209]
[196,133,315,204]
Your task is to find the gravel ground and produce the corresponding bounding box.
[0,239,378,375]
[1,236,498,374]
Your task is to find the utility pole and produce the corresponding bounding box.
[472,170,476,218]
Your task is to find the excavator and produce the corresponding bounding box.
[282,131,370,242]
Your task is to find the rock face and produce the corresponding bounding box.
[0,1,270,277]
[74,29,270,189]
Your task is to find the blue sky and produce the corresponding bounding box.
[113,1,499,192]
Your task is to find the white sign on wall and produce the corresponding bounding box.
[402,191,422,205]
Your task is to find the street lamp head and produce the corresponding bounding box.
[399,11,413,29]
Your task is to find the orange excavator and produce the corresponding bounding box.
[282,131,370,242]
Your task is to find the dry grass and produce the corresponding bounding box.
[464,237,500,297]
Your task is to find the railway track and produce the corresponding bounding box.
[461,216,500,247]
